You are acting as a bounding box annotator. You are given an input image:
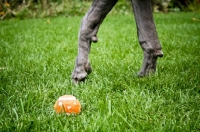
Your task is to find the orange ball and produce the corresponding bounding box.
[54,95,81,114]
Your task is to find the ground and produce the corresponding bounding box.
[0,12,200,131]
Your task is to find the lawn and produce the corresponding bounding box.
[0,12,200,131]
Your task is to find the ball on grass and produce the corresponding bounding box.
[54,95,81,114]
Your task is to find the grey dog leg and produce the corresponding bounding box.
[72,0,118,83]
[131,0,163,76]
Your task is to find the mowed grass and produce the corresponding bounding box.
[0,12,200,131]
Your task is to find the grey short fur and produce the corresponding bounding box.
[72,0,163,83]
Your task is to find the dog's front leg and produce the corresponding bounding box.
[72,0,118,83]
[131,0,163,76]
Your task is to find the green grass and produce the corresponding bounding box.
[0,12,200,131]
